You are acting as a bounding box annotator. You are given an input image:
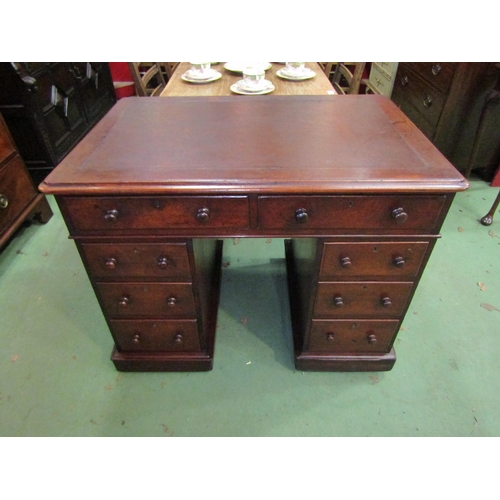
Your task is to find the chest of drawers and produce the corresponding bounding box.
[39,96,467,372]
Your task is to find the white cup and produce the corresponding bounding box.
[189,62,211,79]
[242,64,266,89]
[285,62,306,75]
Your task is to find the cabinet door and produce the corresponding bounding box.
[70,63,116,122]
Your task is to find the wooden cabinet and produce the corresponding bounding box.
[0,113,52,249]
[39,96,467,373]
[367,63,398,97]
[391,62,500,179]
[0,63,116,185]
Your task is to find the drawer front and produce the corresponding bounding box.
[110,319,200,352]
[258,196,445,232]
[80,242,191,281]
[402,62,457,94]
[392,67,446,128]
[63,196,249,232]
[391,89,436,140]
[96,282,196,318]
[314,281,413,318]
[320,241,429,279]
[369,65,394,97]
[308,319,399,353]
[373,62,398,77]
[0,156,37,232]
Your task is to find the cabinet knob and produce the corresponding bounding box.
[105,257,117,270]
[367,334,377,344]
[295,208,309,223]
[157,257,170,269]
[0,194,8,209]
[401,76,409,86]
[393,256,405,268]
[119,296,130,308]
[196,207,210,223]
[132,333,141,344]
[381,296,392,307]
[392,207,408,223]
[432,64,442,76]
[167,296,177,307]
[174,334,183,344]
[340,256,352,268]
[104,209,118,223]
[423,95,433,107]
[334,296,344,307]
[326,332,335,341]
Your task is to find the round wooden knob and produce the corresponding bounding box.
[432,64,442,76]
[295,208,309,223]
[423,95,433,107]
[0,194,8,209]
[196,207,210,223]
[119,296,129,307]
[167,296,177,307]
[334,296,344,307]
[401,76,409,86]
[341,256,352,268]
[392,207,408,223]
[105,257,117,270]
[132,333,141,344]
[104,209,118,223]
[393,256,405,268]
[381,296,392,307]
[367,334,377,344]
[174,334,183,344]
[326,332,335,341]
[157,257,170,269]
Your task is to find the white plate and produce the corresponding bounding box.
[181,70,222,84]
[230,82,275,95]
[224,62,272,73]
[182,68,220,80]
[276,68,316,81]
[236,79,273,93]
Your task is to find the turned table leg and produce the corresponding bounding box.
[480,190,500,226]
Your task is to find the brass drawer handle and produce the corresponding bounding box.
[295,207,309,223]
[423,95,433,107]
[432,64,442,76]
[392,207,408,223]
[0,194,8,209]
[196,207,210,223]
[104,209,118,223]
[105,257,117,270]
[340,256,352,268]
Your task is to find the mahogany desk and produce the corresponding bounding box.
[40,95,468,372]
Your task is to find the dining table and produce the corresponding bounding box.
[160,62,336,97]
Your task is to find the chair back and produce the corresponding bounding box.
[128,62,167,96]
[331,63,366,94]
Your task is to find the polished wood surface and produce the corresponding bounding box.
[160,62,335,97]
[39,96,468,373]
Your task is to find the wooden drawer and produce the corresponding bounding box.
[314,281,413,318]
[307,319,399,353]
[391,90,436,140]
[401,62,457,94]
[96,282,196,318]
[62,196,249,232]
[258,195,446,232]
[392,67,446,128]
[110,319,200,352]
[79,242,191,281]
[0,156,37,232]
[320,241,429,279]
[373,62,398,77]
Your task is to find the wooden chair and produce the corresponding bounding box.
[331,63,367,94]
[128,62,167,96]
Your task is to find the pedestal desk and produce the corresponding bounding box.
[39,95,468,372]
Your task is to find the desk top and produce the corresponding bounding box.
[40,95,468,195]
[160,62,335,97]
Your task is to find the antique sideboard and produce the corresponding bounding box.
[39,96,468,372]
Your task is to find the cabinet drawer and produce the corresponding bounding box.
[392,67,446,128]
[314,281,413,318]
[308,319,399,353]
[79,242,191,281]
[62,196,249,232]
[110,319,200,352]
[401,62,457,94]
[0,156,37,232]
[258,195,445,232]
[320,241,429,279]
[373,62,398,77]
[96,282,196,318]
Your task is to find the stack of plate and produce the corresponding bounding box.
[230,79,275,95]
[276,66,316,81]
[181,68,222,84]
